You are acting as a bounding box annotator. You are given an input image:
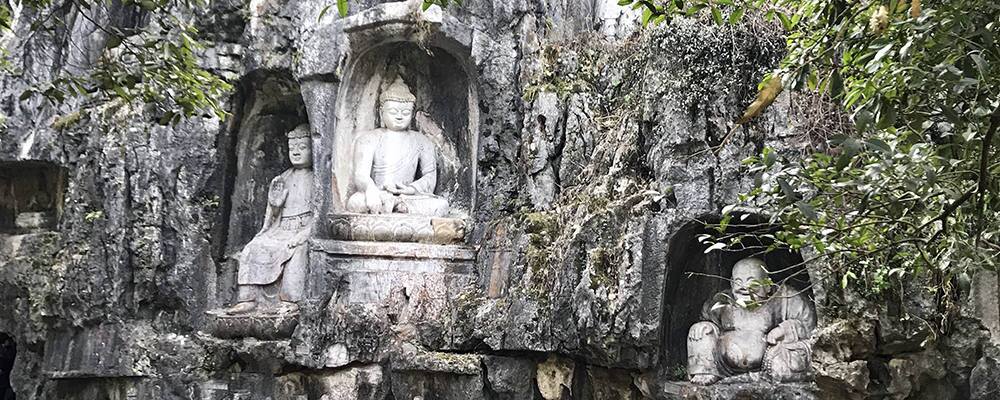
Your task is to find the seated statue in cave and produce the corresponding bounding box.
[225,124,314,315]
[345,77,449,217]
[687,257,816,385]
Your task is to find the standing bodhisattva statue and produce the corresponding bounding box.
[226,124,314,315]
[345,77,449,216]
[687,257,816,385]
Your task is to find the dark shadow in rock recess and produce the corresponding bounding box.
[0,161,66,234]
[659,214,811,375]
[0,333,14,400]
[44,378,161,400]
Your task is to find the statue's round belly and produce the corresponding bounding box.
[719,331,767,370]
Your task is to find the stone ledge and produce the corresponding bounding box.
[204,311,299,340]
[391,348,482,375]
[661,381,818,400]
[311,239,476,262]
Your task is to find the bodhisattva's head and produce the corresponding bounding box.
[379,77,416,132]
[731,257,772,304]
[287,124,312,168]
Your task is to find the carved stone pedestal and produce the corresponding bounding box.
[309,239,475,305]
[204,310,299,340]
[328,213,466,244]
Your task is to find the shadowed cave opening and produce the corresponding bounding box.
[0,161,66,234]
[660,214,813,377]
[0,333,14,400]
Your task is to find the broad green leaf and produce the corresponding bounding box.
[970,53,988,76]
[829,69,844,98]
[777,12,792,30]
[777,178,796,200]
[337,0,348,16]
[711,6,723,25]
[729,7,745,24]
[866,138,892,154]
[763,147,777,167]
[796,201,818,221]
[854,110,874,132]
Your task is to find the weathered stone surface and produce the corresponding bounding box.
[583,366,644,400]
[390,352,486,400]
[971,345,1000,400]
[0,0,990,399]
[970,270,1000,345]
[537,355,574,400]
[812,318,876,364]
[813,360,869,400]
[312,365,387,400]
[483,355,537,399]
[885,349,950,400]
[204,311,299,340]
[660,381,818,400]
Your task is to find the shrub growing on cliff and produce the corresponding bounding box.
[1,0,231,123]
[627,0,1000,325]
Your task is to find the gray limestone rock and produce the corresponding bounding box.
[813,360,869,400]
[970,270,1000,345]
[971,346,1000,400]
[483,356,538,399]
[660,381,818,400]
[0,0,988,399]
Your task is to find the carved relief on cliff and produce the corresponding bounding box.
[323,40,478,244]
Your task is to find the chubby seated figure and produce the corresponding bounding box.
[687,257,816,385]
[345,77,449,217]
[225,124,314,315]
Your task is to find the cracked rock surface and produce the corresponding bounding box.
[0,0,997,399]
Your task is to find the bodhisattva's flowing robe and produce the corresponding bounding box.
[237,168,313,301]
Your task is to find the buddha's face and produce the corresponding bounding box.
[731,259,771,304]
[288,137,312,168]
[380,100,414,131]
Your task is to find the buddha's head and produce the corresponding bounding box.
[287,124,312,168]
[379,77,416,132]
[730,257,772,304]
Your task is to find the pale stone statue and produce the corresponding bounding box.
[225,124,314,315]
[687,258,816,385]
[345,77,449,217]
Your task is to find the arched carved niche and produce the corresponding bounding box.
[299,2,479,244]
[331,41,477,215]
[222,71,309,255]
[659,214,813,374]
[213,70,309,310]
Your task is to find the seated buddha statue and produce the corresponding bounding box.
[687,257,816,385]
[345,77,449,217]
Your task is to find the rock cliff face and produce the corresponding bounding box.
[0,0,998,399]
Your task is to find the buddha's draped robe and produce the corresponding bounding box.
[346,129,448,216]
